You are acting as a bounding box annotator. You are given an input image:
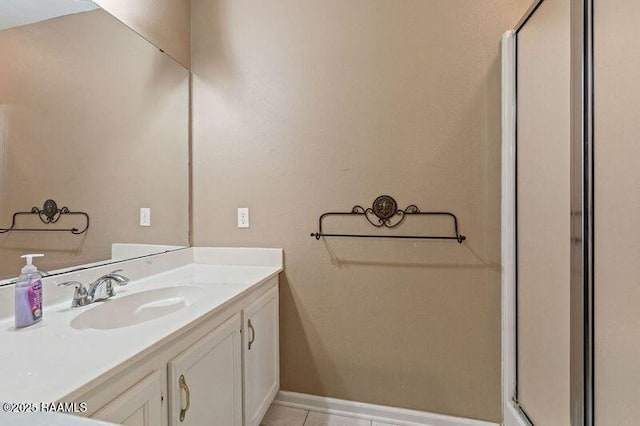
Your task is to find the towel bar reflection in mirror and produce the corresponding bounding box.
[0,199,90,235]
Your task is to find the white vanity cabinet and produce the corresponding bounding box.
[168,314,242,426]
[78,276,279,426]
[242,285,279,426]
[91,371,162,426]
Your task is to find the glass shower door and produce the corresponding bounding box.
[514,0,571,424]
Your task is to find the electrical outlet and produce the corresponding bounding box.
[237,208,249,228]
[140,208,151,227]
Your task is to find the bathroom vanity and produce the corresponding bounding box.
[0,247,282,426]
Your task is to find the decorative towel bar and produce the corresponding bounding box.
[310,195,466,243]
[0,199,90,235]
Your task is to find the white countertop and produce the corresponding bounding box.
[0,248,282,410]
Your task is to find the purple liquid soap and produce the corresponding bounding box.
[15,281,42,328]
[14,254,44,329]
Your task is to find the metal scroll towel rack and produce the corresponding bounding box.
[310,195,466,243]
[0,199,90,235]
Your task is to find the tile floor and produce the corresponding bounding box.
[260,404,398,426]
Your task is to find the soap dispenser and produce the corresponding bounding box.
[15,254,44,329]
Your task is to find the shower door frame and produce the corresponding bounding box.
[501,0,594,425]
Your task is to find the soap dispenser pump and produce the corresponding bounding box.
[15,254,44,329]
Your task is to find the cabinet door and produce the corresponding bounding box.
[243,284,279,426]
[91,371,162,426]
[168,314,242,426]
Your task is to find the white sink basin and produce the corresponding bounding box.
[70,286,205,330]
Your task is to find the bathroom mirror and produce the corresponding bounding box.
[0,0,189,282]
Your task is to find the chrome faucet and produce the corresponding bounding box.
[88,270,129,301]
[59,269,129,307]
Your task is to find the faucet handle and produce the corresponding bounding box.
[100,270,129,298]
[58,281,90,307]
[105,269,128,281]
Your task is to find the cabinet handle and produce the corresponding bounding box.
[179,374,190,422]
[248,319,255,350]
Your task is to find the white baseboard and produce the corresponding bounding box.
[273,391,500,426]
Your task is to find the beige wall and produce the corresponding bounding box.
[192,0,529,421]
[95,0,191,68]
[0,10,189,279]
[594,0,640,424]
[516,0,571,424]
